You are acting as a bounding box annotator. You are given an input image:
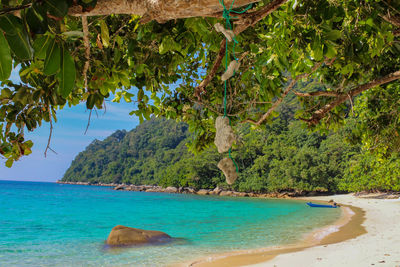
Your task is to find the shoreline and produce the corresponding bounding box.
[258,194,400,266]
[56,181,334,199]
[183,199,365,267]
[185,194,400,267]
[56,182,400,266]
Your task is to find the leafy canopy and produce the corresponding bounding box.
[0,0,399,166]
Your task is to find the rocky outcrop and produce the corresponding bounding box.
[59,182,320,199]
[219,190,234,196]
[114,185,125,190]
[197,189,210,195]
[164,186,178,193]
[106,225,171,246]
[209,187,222,195]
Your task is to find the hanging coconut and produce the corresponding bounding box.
[214,116,236,153]
[221,60,240,81]
[218,157,238,185]
[214,23,235,42]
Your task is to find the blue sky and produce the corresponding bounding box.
[0,69,140,182]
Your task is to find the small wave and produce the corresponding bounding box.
[313,226,340,240]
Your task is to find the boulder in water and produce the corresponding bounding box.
[106,225,171,246]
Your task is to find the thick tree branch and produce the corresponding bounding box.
[82,17,90,91]
[243,61,324,126]
[68,0,260,22]
[294,91,340,97]
[303,70,400,125]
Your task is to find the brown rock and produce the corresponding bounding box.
[197,189,210,195]
[219,190,234,196]
[114,185,125,190]
[106,225,171,246]
[209,186,222,195]
[183,187,196,194]
[164,186,178,193]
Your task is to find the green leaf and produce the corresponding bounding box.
[61,31,84,38]
[5,158,13,168]
[25,7,47,34]
[44,39,61,75]
[324,30,341,41]
[33,34,52,59]
[325,44,337,58]
[58,47,76,98]
[0,32,12,81]
[44,0,69,19]
[86,94,95,109]
[0,14,21,35]
[159,36,181,54]
[100,20,110,48]
[0,15,33,60]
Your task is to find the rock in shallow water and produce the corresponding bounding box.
[106,225,171,246]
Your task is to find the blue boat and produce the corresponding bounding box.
[306,202,338,208]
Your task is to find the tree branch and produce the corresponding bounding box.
[44,109,57,157]
[383,14,400,28]
[294,91,341,97]
[0,3,31,16]
[234,0,288,35]
[194,39,226,100]
[82,16,91,91]
[84,109,93,135]
[243,61,324,126]
[303,70,400,125]
[194,0,287,99]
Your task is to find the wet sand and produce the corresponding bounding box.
[254,194,400,267]
[185,197,366,267]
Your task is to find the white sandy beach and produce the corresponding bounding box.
[249,194,400,267]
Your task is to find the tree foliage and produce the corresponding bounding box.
[62,115,365,193]
[0,0,400,168]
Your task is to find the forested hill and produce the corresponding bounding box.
[62,118,190,185]
[63,115,399,193]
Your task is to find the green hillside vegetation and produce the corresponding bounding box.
[62,84,400,193]
[62,115,375,193]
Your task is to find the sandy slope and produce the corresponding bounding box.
[248,194,400,267]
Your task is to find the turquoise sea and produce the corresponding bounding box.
[0,181,341,266]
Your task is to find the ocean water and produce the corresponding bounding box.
[0,181,341,266]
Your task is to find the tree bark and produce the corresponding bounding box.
[304,70,400,125]
[68,0,260,23]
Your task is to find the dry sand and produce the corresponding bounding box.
[186,194,400,267]
[249,194,400,267]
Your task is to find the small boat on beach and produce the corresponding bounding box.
[306,202,338,208]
